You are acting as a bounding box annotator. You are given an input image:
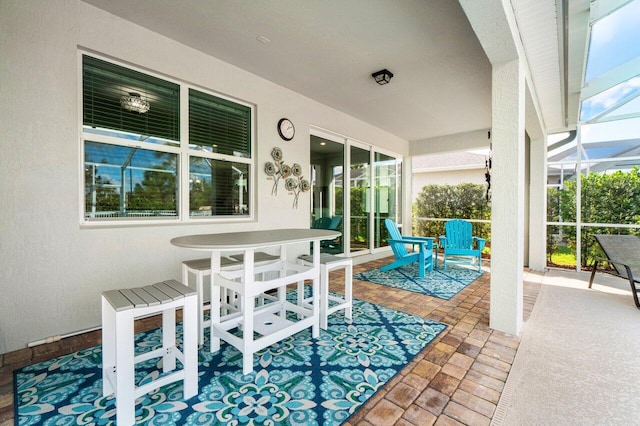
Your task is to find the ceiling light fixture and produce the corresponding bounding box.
[120,92,150,113]
[371,69,393,85]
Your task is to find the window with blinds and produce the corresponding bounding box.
[83,55,180,145]
[188,89,251,217]
[189,89,251,157]
[189,157,250,217]
[81,53,253,224]
[84,141,178,219]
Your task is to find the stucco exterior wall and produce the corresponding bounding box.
[0,0,407,353]
[412,168,486,201]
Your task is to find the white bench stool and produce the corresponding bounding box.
[298,254,353,329]
[182,257,243,346]
[101,279,198,426]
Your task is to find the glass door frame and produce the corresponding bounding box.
[372,147,403,253]
[348,139,372,257]
[309,126,404,257]
[310,128,348,254]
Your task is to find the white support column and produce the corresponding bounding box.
[490,58,525,335]
[528,135,548,270]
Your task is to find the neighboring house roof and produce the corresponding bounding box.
[413,151,488,172]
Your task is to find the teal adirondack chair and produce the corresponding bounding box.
[311,217,332,229]
[439,219,486,271]
[381,219,435,277]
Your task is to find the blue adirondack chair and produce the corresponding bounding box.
[381,219,435,277]
[311,217,332,229]
[321,216,343,249]
[439,219,486,271]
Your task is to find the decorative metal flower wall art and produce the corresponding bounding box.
[286,163,310,209]
[264,147,310,208]
[265,147,285,195]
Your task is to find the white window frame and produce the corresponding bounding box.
[78,51,255,227]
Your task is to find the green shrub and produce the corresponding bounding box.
[549,167,640,266]
[412,183,491,242]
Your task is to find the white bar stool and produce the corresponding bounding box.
[298,253,353,329]
[230,251,281,264]
[101,279,198,426]
[182,253,280,346]
[182,257,242,346]
[230,252,282,305]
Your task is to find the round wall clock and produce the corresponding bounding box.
[277,118,295,141]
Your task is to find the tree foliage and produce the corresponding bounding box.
[128,169,177,211]
[412,183,491,241]
[85,165,177,216]
[548,167,640,266]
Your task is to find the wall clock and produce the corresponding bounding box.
[277,118,295,141]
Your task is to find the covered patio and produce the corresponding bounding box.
[3,258,639,424]
[2,0,640,424]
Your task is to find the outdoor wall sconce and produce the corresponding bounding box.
[120,92,150,113]
[372,69,394,85]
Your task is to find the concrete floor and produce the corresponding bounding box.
[493,269,640,426]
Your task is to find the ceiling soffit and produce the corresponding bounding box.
[81,0,492,142]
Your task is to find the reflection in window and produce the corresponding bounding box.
[189,89,251,158]
[350,145,370,254]
[189,158,249,217]
[84,141,178,219]
[309,136,344,254]
[81,54,253,223]
[83,56,180,145]
[374,152,400,249]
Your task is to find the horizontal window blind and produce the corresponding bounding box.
[81,54,254,223]
[189,157,249,216]
[83,55,180,142]
[189,89,251,158]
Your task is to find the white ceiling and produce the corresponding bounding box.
[81,0,587,143]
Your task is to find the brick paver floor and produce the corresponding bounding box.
[0,256,540,426]
[342,258,539,426]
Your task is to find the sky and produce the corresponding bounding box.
[580,0,640,121]
[584,0,640,81]
[476,1,640,160]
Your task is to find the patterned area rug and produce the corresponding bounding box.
[15,293,446,425]
[354,264,484,299]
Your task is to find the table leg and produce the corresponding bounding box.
[277,248,287,318]
[242,249,255,374]
[320,263,329,330]
[312,240,320,338]
[242,295,255,375]
[209,251,222,353]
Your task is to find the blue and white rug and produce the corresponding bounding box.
[15,293,446,425]
[354,264,484,299]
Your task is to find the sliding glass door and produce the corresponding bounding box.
[350,144,370,254]
[310,135,344,254]
[310,128,402,256]
[373,152,402,249]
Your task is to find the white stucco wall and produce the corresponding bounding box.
[0,0,408,353]
[412,168,485,201]
[410,129,490,156]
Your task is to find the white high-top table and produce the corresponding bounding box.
[171,228,340,374]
